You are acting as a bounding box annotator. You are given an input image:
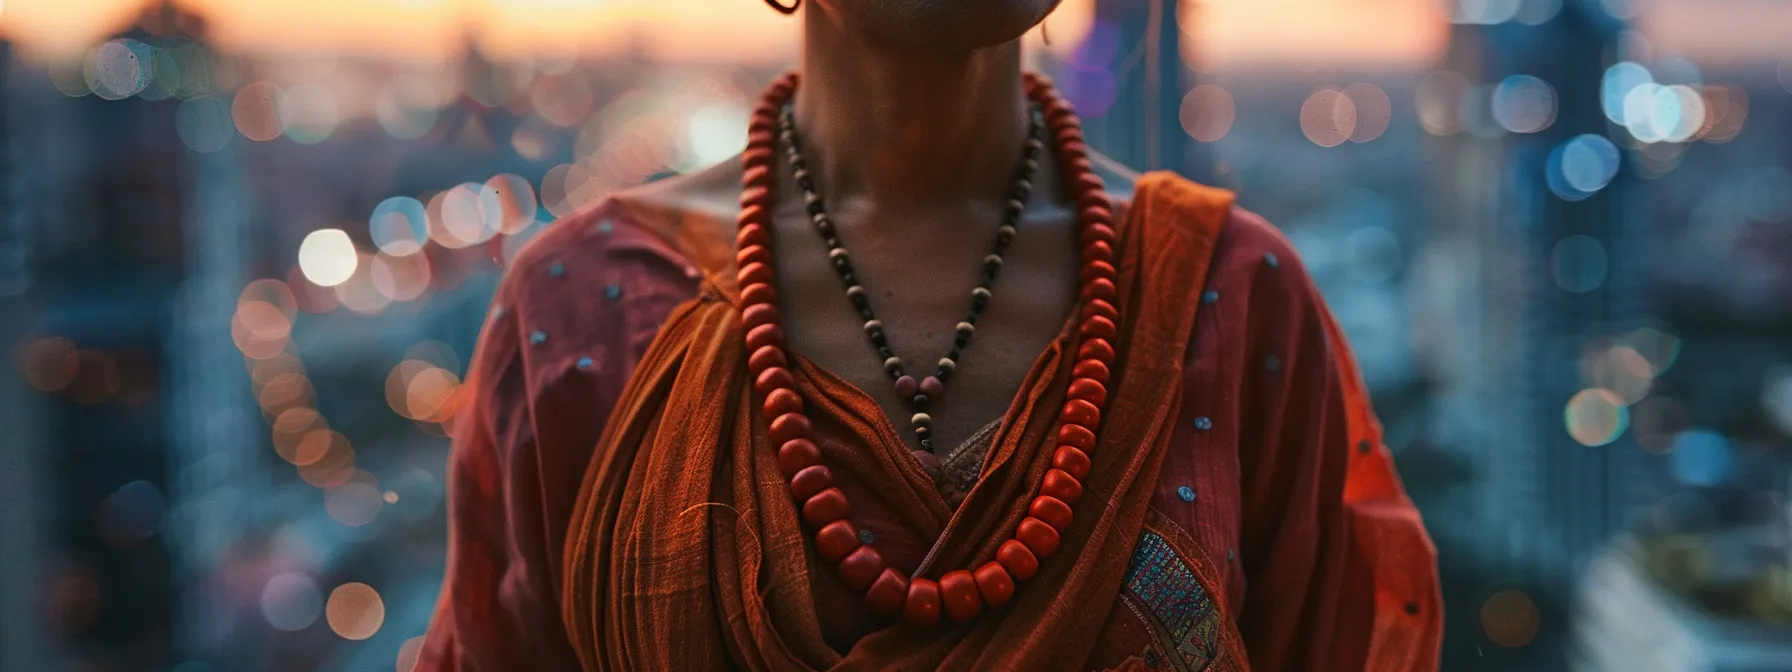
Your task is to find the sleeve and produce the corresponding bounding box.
[1234,244,1442,672]
[413,269,614,671]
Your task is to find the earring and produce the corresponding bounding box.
[765,0,800,14]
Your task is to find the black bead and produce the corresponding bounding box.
[913,395,929,410]
[841,272,856,285]
[859,307,875,320]
[869,331,887,347]
[946,346,962,361]
[964,312,980,325]
[824,236,840,248]
[971,294,989,311]
[876,346,894,360]
[807,201,826,216]
[918,438,932,451]
[953,333,970,348]
[981,268,998,284]
[790,158,806,171]
[934,368,951,381]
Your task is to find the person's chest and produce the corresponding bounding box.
[766,201,1083,456]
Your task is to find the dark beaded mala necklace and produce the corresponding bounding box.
[775,106,1045,457]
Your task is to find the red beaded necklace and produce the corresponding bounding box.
[734,71,1118,626]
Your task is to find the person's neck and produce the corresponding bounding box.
[793,6,1033,214]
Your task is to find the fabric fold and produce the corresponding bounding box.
[562,172,1237,671]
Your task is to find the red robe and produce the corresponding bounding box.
[416,173,1441,670]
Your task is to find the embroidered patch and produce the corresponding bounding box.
[1123,532,1221,671]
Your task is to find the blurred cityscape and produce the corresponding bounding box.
[1,0,1789,670]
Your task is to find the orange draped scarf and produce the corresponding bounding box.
[561,173,1236,670]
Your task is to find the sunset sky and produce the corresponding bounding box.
[0,0,1783,67]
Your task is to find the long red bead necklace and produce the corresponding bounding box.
[734,72,1119,626]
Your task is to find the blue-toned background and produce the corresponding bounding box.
[2,0,1790,670]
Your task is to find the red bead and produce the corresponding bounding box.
[903,578,943,626]
[737,244,772,269]
[1081,222,1116,245]
[740,282,778,308]
[776,439,821,478]
[1082,240,1114,265]
[1062,399,1100,428]
[740,185,772,208]
[1082,277,1116,302]
[1045,98,1075,120]
[1080,204,1113,225]
[1058,423,1095,450]
[1075,174,1105,195]
[749,345,787,373]
[742,164,772,188]
[736,222,770,247]
[1030,495,1074,531]
[1066,156,1095,179]
[894,375,917,399]
[1016,517,1062,558]
[746,129,775,151]
[1041,469,1084,504]
[745,323,784,351]
[1076,189,1109,212]
[754,367,795,397]
[814,520,860,562]
[974,562,1016,607]
[940,570,983,622]
[741,147,774,169]
[1068,378,1108,406]
[1079,316,1116,342]
[763,388,804,418]
[738,261,774,288]
[788,465,833,500]
[748,115,775,134]
[801,487,850,527]
[1072,358,1110,384]
[1081,260,1117,285]
[1078,338,1115,364]
[837,546,885,591]
[865,569,910,616]
[770,413,813,444]
[1052,445,1091,480]
[742,303,780,330]
[1081,299,1117,322]
[997,539,1039,581]
[919,376,943,398]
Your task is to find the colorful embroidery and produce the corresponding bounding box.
[1123,532,1221,671]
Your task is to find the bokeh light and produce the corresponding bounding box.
[1300,88,1357,148]
[279,83,340,144]
[1582,343,1653,405]
[233,81,284,142]
[17,336,79,392]
[1551,235,1607,293]
[1548,134,1620,201]
[97,480,164,547]
[326,480,384,527]
[1416,70,1470,135]
[1490,74,1555,134]
[85,39,152,100]
[1343,83,1391,143]
[261,573,323,632]
[1481,590,1540,647]
[679,102,749,173]
[176,96,235,152]
[1565,388,1627,446]
[325,582,386,640]
[370,253,432,302]
[1670,429,1734,487]
[369,196,430,257]
[480,173,538,236]
[1632,396,1687,453]
[397,635,427,672]
[298,229,358,287]
[1179,84,1236,143]
[375,75,442,140]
